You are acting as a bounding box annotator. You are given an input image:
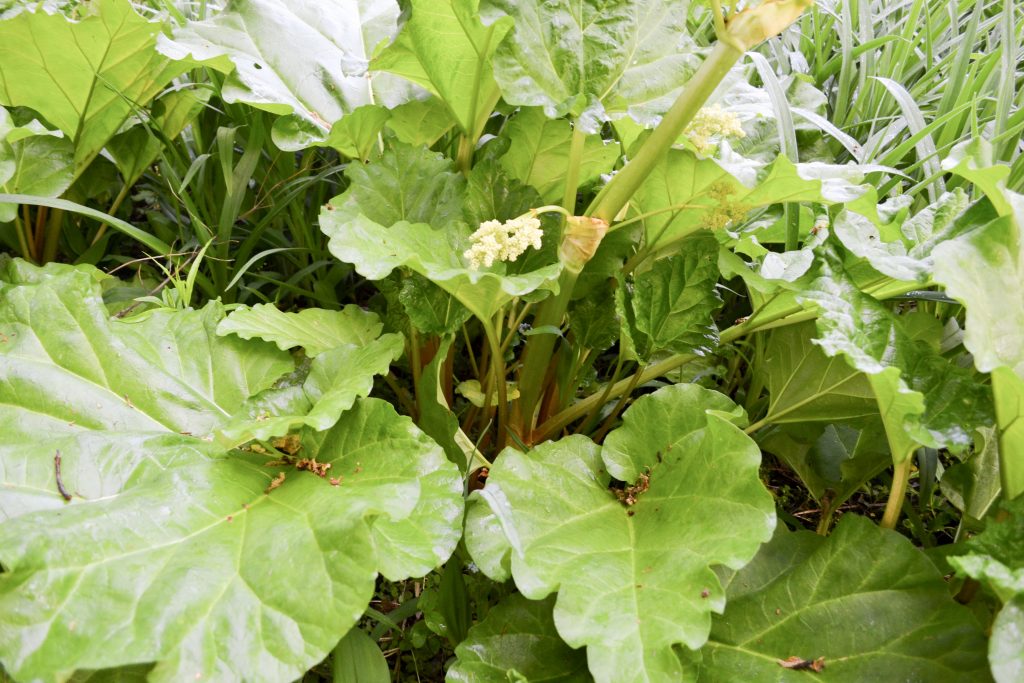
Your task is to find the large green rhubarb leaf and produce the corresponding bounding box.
[0,399,462,683]
[689,516,990,681]
[157,0,418,150]
[757,321,877,426]
[0,264,461,681]
[372,0,511,136]
[479,0,700,131]
[473,384,775,682]
[0,0,183,172]
[0,261,400,514]
[799,251,991,461]
[448,594,590,683]
[320,143,561,323]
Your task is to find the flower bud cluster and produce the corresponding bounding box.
[464,215,544,270]
[684,103,746,156]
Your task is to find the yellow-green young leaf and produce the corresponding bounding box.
[498,107,619,203]
[385,96,457,147]
[692,516,990,681]
[0,0,184,172]
[323,104,391,162]
[633,150,872,253]
[372,0,512,136]
[480,0,701,132]
[448,595,590,682]
[474,384,774,683]
[617,233,723,361]
[157,0,418,150]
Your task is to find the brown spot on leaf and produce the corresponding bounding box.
[777,656,825,672]
[614,467,651,506]
[265,472,286,494]
[701,588,711,599]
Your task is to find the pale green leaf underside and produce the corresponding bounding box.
[476,384,775,683]
[799,252,990,458]
[834,189,969,284]
[481,0,700,131]
[760,321,876,425]
[157,0,419,150]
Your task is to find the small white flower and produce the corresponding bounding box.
[464,215,544,270]
[684,103,746,156]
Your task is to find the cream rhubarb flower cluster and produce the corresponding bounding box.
[684,103,746,155]
[464,214,544,270]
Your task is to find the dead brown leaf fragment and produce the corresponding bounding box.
[614,467,651,507]
[295,457,331,478]
[271,434,302,455]
[265,472,286,494]
[777,656,825,672]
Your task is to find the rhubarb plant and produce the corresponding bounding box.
[0,0,1020,681]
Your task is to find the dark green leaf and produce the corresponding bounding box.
[692,516,991,682]
[399,273,473,336]
[448,594,590,682]
[332,628,390,683]
[619,233,723,360]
